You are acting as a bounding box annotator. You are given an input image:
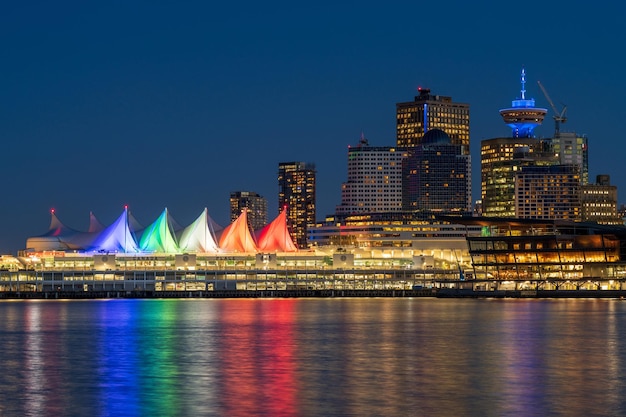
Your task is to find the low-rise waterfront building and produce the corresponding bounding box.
[446,216,626,286]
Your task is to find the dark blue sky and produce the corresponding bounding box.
[1,1,624,254]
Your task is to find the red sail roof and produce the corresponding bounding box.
[218,208,258,253]
[256,210,298,252]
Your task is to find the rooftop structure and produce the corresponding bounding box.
[25,207,298,254]
[499,69,547,138]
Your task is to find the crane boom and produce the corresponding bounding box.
[537,81,558,115]
[537,80,567,135]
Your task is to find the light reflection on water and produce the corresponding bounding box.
[0,298,625,416]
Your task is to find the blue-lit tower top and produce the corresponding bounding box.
[499,69,547,138]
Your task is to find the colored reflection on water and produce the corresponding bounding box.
[1,298,626,416]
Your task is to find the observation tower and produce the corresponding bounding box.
[499,69,547,138]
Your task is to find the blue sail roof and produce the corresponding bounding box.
[89,207,140,253]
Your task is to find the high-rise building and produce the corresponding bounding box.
[229,191,267,231]
[336,136,406,215]
[580,175,622,225]
[549,132,589,185]
[396,88,470,153]
[481,138,555,217]
[278,162,316,248]
[402,129,472,215]
[514,165,581,220]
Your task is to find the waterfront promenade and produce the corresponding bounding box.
[4,287,626,299]
[4,258,626,299]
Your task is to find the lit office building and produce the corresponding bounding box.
[336,136,407,215]
[396,88,470,153]
[514,165,581,220]
[580,175,622,225]
[402,129,471,215]
[229,191,268,231]
[549,132,589,185]
[481,137,555,217]
[278,162,316,248]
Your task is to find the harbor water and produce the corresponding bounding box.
[1,298,625,416]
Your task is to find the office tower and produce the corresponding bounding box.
[278,162,316,248]
[580,175,622,225]
[550,132,589,185]
[514,165,581,220]
[402,129,472,215]
[229,191,268,231]
[336,136,407,215]
[481,138,555,217]
[396,87,470,153]
[499,69,547,138]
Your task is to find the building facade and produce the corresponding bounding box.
[550,132,589,185]
[454,216,626,282]
[514,165,581,220]
[581,175,622,225]
[480,138,555,217]
[278,162,316,248]
[229,191,268,231]
[336,138,406,215]
[402,129,471,215]
[396,88,470,153]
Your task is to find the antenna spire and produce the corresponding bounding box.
[520,68,526,100]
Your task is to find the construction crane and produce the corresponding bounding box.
[537,80,567,135]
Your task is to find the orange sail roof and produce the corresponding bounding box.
[256,210,298,252]
[218,208,257,253]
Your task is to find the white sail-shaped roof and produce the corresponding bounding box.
[178,208,219,253]
[218,208,257,253]
[65,212,106,250]
[207,211,223,234]
[89,207,140,253]
[88,212,105,233]
[128,211,143,232]
[25,210,80,251]
[139,208,179,253]
[59,211,106,250]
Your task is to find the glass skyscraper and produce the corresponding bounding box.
[278,162,316,248]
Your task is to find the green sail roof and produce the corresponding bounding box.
[139,208,179,253]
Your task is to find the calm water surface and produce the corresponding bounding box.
[0,298,625,416]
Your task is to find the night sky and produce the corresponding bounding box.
[1,1,624,254]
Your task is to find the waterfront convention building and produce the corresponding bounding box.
[0,207,475,293]
[446,216,626,290]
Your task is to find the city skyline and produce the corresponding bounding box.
[1,1,624,254]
